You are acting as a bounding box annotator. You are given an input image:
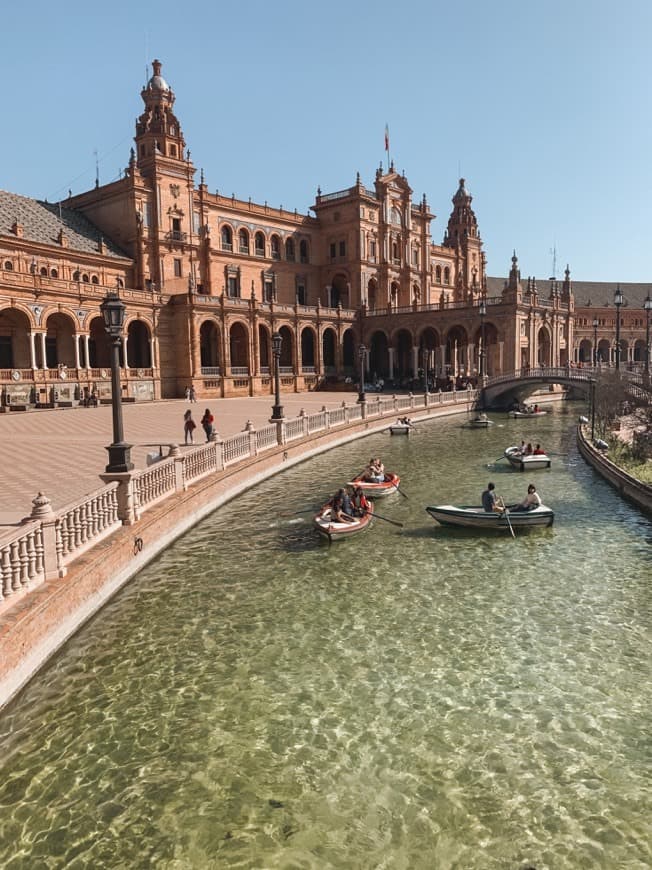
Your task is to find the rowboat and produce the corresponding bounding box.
[425,503,554,530]
[348,472,401,498]
[504,445,551,470]
[389,423,412,435]
[464,414,492,428]
[313,502,374,542]
[508,409,547,418]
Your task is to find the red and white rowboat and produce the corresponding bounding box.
[347,472,401,498]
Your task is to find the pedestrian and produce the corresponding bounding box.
[183,409,196,445]
[184,386,191,401]
[189,386,197,403]
[200,408,215,442]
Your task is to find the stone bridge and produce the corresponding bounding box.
[480,366,651,408]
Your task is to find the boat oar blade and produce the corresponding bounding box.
[365,510,403,529]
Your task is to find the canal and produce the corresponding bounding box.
[0,405,650,869]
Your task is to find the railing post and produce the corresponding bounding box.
[27,492,66,580]
[99,472,137,525]
[168,444,186,492]
[213,432,225,471]
[322,405,331,430]
[343,400,350,424]
[245,420,258,456]
[299,409,308,438]
[409,392,415,409]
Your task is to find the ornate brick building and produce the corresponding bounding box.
[0,61,649,409]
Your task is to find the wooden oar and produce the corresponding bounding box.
[364,509,403,528]
[487,455,506,467]
[497,499,515,538]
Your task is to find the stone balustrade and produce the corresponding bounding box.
[0,388,478,613]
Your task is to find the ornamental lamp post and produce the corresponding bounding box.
[479,296,487,378]
[358,344,367,405]
[614,285,623,370]
[422,346,429,394]
[644,294,652,378]
[100,292,133,473]
[592,316,599,366]
[271,331,284,420]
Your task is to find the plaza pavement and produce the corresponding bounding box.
[0,391,359,529]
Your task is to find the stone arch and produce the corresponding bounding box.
[300,326,316,368]
[220,223,234,251]
[342,328,356,371]
[88,316,114,368]
[238,228,249,254]
[0,306,32,368]
[330,273,349,308]
[445,325,469,376]
[229,321,250,369]
[258,324,271,370]
[393,328,414,380]
[270,234,281,260]
[418,326,439,381]
[254,231,266,257]
[200,319,220,369]
[578,338,592,364]
[126,319,151,368]
[472,321,499,376]
[367,277,378,311]
[43,311,76,368]
[322,327,337,371]
[537,325,552,366]
[285,237,295,261]
[369,330,390,379]
[597,338,611,364]
[633,338,646,363]
[277,324,294,368]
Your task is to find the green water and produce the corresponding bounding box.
[0,406,650,869]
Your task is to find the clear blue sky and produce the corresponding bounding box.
[2,0,651,282]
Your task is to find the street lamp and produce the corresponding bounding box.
[271,331,283,420]
[479,296,487,378]
[100,292,133,473]
[644,293,652,378]
[358,344,367,404]
[614,285,623,370]
[592,316,599,366]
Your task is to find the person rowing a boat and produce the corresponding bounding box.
[329,496,357,523]
[481,482,503,513]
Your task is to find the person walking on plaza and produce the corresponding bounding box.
[200,408,215,442]
[183,409,196,445]
[189,385,197,403]
[184,386,191,401]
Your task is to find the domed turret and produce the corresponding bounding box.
[135,60,186,174]
[146,59,170,92]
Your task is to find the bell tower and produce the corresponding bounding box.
[135,60,186,174]
[443,178,485,301]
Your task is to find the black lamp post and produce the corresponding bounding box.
[614,285,623,370]
[271,331,283,420]
[100,292,133,473]
[592,316,599,366]
[644,294,652,378]
[358,344,367,404]
[479,296,487,378]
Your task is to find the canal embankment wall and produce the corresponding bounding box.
[577,424,652,515]
[0,391,477,711]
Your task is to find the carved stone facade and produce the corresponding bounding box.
[0,60,647,408]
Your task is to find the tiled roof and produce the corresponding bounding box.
[0,190,127,259]
[487,276,652,308]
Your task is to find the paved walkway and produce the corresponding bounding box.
[0,391,359,528]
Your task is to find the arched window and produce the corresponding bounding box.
[255,232,265,257]
[285,238,295,261]
[82,273,90,283]
[390,207,401,225]
[238,228,249,254]
[50,268,58,278]
[300,239,309,263]
[443,267,450,285]
[4,261,13,271]
[270,235,281,260]
[435,265,442,283]
[40,267,48,277]
[91,275,99,284]
[73,270,81,281]
[221,225,233,251]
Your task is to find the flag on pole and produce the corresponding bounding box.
[384,124,390,152]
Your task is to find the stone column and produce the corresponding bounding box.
[99,472,137,525]
[29,332,36,369]
[388,347,395,379]
[84,334,91,368]
[74,335,81,369]
[39,332,47,369]
[412,347,419,378]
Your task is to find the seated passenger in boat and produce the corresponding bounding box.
[512,484,542,512]
[481,482,502,513]
[370,458,385,482]
[351,487,370,516]
[533,404,539,413]
[532,443,546,455]
[525,442,534,455]
[517,440,527,455]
